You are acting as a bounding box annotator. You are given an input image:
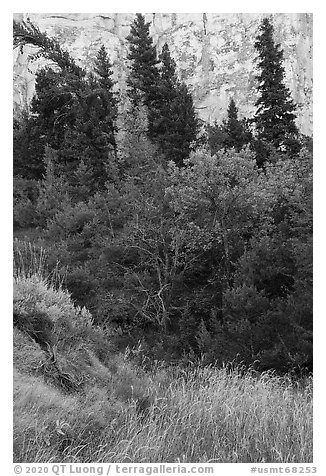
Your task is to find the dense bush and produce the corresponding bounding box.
[14,146,311,373]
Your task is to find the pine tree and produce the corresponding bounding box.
[13,19,87,179]
[115,97,160,182]
[206,122,228,156]
[54,46,118,191]
[159,43,179,97]
[126,13,160,109]
[14,20,119,192]
[169,82,199,167]
[13,110,45,179]
[71,44,118,189]
[253,17,301,161]
[126,19,198,166]
[150,43,178,157]
[222,98,252,152]
[154,43,199,167]
[206,99,251,155]
[13,19,84,76]
[93,44,118,151]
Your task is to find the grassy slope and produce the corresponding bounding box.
[13,269,313,463]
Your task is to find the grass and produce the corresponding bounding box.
[13,241,313,464]
[13,354,312,463]
[13,238,62,287]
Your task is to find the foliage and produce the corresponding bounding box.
[152,43,200,166]
[126,13,160,109]
[16,144,312,372]
[14,321,313,463]
[222,99,252,151]
[13,176,39,229]
[13,21,118,193]
[13,111,45,180]
[13,252,312,463]
[207,99,251,154]
[13,17,313,375]
[115,98,162,180]
[164,148,312,370]
[253,17,301,163]
[206,121,229,155]
[35,147,71,226]
[13,19,84,75]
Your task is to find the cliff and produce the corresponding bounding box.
[13,13,313,135]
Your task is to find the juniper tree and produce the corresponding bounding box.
[253,17,301,162]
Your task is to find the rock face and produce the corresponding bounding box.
[13,13,313,135]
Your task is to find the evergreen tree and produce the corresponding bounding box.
[13,19,87,179]
[13,110,45,179]
[158,43,179,97]
[221,98,252,152]
[253,17,301,162]
[154,43,199,166]
[13,19,84,76]
[14,20,119,191]
[126,19,198,166]
[93,44,118,156]
[206,99,251,155]
[168,82,199,167]
[153,42,179,140]
[206,122,228,156]
[62,45,119,190]
[126,13,160,110]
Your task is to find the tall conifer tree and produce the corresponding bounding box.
[14,20,119,191]
[126,13,160,109]
[169,82,199,167]
[206,99,251,155]
[61,45,119,191]
[253,17,300,161]
[154,43,199,167]
[222,98,252,152]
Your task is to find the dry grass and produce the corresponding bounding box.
[13,238,62,286]
[13,239,47,280]
[13,359,313,463]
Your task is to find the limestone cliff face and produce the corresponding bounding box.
[13,13,313,135]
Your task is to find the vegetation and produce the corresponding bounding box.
[126,16,199,166]
[252,17,301,163]
[13,15,313,463]
[207,98,252,154]
[126,13,160,110]
[13,255,312,463]
[153,43,199,166]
